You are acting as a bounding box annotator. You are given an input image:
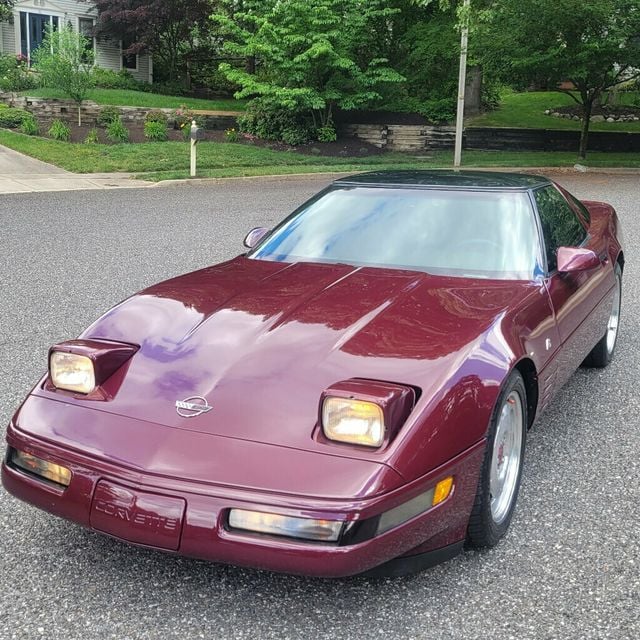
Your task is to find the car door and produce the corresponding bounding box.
[533,185,614,392]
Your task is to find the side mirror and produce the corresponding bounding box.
[244,227,270,249]
[557,247,601,273]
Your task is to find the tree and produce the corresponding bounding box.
[212,0,405,131]
[33,25,94,126]
[479,0,640,159]
[0,0,14,22]
[93,0,215,83]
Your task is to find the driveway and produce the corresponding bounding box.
[0,144,151,194]
[0,174,638,640]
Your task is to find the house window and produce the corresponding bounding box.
[78,18,95,63]
[19,12,59,63]
[121,36,138,71]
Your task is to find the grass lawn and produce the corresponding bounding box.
[469,91,640,132]
[19,88,246,112]
[1,129,640,180]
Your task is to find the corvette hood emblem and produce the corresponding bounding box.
[175,396,213,418]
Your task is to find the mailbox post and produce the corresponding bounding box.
[190,120,204,177]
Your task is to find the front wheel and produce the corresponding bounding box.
[467,371,527,548]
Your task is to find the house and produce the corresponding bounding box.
[0,0,152,84]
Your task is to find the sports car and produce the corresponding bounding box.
[2,170,624,577]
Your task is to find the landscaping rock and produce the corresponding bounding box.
[546,103,640,125]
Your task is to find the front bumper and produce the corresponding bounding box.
[3,407,484,578]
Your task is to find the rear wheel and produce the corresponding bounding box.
[467,371,527,548]
[583,263,622,368]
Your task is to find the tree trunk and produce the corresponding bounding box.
[78,103,82,127]
[245,56,256,74]
[579,99,594,160]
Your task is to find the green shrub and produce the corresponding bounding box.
[97,105,121,127]
[421,98,457,124]
[0,54,36,92]
[238,98,313,144]
[317,124,338,143]
[281,126,312,146]
[92,67,140,90]
[482,81,505,112]
[48,119,71,141]
[0,107,29,128]
[84,127,99,144]
[19,114,39,135]
[149,81,187,96]
[189,60,240,96]
[145,109,168,125]
[106,117,129,143]
[144,120,168,141]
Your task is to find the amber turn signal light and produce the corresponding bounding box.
[432,476,454,506]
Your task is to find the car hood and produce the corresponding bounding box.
[61,257,534,456]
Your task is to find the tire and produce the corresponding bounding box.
[583,263,622,368]
[467,370,527,549]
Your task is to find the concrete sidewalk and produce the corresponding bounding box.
[0,145,152,194]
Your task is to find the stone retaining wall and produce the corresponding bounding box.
[0,93,239,130]
[340,124,456,151]
[342,122,640,153]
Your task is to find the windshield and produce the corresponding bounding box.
[250,187,541,280]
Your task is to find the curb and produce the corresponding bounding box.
[148,171,363,187]
[145,165,640,188]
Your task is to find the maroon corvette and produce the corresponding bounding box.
[2,171,623,577]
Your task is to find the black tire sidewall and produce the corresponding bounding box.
[467,370,528,548]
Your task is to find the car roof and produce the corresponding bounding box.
[332,170,552,191]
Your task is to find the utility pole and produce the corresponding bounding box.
[454,0,471,169]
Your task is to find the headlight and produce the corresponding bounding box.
[50,351,96,394]
[228,509,343,542]
[322,397,385,447]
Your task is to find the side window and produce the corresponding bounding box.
[534,186,586,272]
[568,193,591,225]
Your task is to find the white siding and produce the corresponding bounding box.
[1,21,16,55]
[133,53,151,84]
[15,0,98,21]
[95,36,152,83]
[94,36,121,72]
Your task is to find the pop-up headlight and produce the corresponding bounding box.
[48,339,138,395]
[322,397,385,447]
[50,352,95,394]
[320,379,416,448]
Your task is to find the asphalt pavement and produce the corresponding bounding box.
[0,173,638,640]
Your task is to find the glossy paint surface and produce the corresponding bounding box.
[557,247,601,273]
[2,171,624,576]
[33,259,545,479]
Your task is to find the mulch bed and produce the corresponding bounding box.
[38,120,386,157]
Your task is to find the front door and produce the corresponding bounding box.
[534,185,614,389]
[19,12,59,62]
